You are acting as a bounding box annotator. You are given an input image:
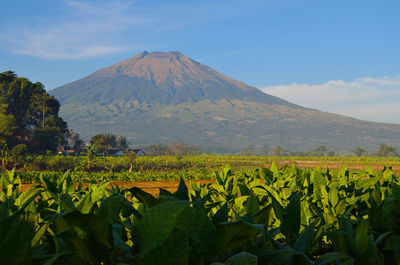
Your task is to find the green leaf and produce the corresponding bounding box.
[354,220,369,254]
[76,193,93,214]
[329,186,339,207]
[335,199,347,215]
[56,231,96,265]
[138,230,189,265]
[245,192,260,217]
[0,217,33,265]
[225,251,258,265]
[97,194,124,222]
[373,231,392,247]
[223,164,233,179]
[61,211,113,250]
[128,187,159,208]
[281,192,301,246]
[174,177,189,201]
[258,247,312,265]
[42,252,68,265]
[293,222,315,253]
[212,203,229,224]
[14,188,43,209]
[215,221,263,254]
[137,201,216,261]
[270,161,279,180]
[315,252,351,265]
[31,223,49,246]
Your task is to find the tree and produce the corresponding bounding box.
[117,136,129,150]
[169,139,200,156]
[313,145,327,156]
[90,133,117,155]
[68,132,84,150]
[352,146,366,157]
[145,143,171,156]
[377,144,396,157]
[0,71,68,153]
[269,145,284,156]
[10,144,27,167]
[326,150,336,157]
[124,150,137,172]
[241,145,255,156]
[261,145,269,156]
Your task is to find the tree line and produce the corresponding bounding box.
[1,71,398,159]
[240,144,399,157]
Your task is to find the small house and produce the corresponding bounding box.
[105,148,146,156]
[132,149,146,156]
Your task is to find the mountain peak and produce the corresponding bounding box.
[131,51,184,61]
[53,51,296,106]
[50,51,400,152]
[94,50,200,82]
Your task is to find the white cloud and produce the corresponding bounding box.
[0,0,150,59]
[0,0,272,60]
[260,75,400,124]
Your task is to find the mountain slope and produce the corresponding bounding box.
[51,51,400,152]
[54,51,296,107]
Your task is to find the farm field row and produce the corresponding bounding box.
[9,155,400,183]
[1,163,399,264]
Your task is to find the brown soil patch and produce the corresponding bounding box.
[19,180,215,195]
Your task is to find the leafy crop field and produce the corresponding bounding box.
[9,155,400,183]
[1,163,399,265]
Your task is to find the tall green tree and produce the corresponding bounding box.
[145,143,171,156]
[0,71,68,153]
[377,144,397,157]
[116,136,129,150]
[67,132,84,150]
[90,133,117,155]
[352,146,367,157]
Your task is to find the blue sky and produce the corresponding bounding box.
[1,0,399,123]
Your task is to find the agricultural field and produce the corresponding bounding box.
[1,161,400,264]
[6,155,400,185]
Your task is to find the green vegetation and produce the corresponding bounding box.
[1,164,400,264]
[0,71,68,155]
[2,154,400,183]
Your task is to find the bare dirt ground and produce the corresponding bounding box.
[20,180,215,195]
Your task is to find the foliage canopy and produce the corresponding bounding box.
[0,71,68,153]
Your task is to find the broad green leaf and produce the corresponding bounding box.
[31,223,49,246]
[14,188,43,209]
[174,177,189,201]
[329,186,339,207]
[212,203,229,224]
[293,222,315,253]
[225,251,257,265]
[245,192,260,217]
[215,221,263,254]
[281,192,301,245]
[137,201,216,260]
[128,187,159,208]
[0,217,33,265]
[315,252,351,265]
[354,220,369,254]
[97,194,124,222]
[138,230,189,265]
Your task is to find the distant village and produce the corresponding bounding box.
[57,146,146,157]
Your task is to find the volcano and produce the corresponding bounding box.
[51,51,400,152]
